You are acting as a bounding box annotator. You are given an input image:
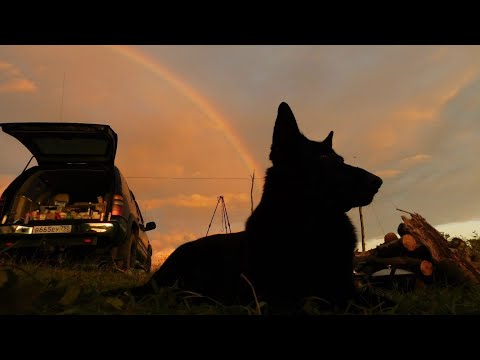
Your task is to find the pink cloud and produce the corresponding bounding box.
[0,62,37,93]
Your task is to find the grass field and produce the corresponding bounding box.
[1,262,480,315]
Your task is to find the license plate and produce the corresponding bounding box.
[33,225,72,234]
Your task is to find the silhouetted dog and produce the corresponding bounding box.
[130,102,383,313]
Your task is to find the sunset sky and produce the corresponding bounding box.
[0,45,479,264]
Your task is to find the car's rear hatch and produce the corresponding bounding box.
[0,123,120,253]
[0,122,117,167]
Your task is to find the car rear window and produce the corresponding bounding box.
[33,137,109,156]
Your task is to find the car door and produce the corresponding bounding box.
[130,190,149,256]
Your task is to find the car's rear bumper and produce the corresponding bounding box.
[0,219,128,261]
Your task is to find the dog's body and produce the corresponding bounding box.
[132,102,382,312]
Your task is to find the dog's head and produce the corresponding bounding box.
[269,102,382,213]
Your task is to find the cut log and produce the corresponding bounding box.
[374,239,408,258]
[402,234,417,251]
[415,278,425,289]
[398,223,409,236]
[420,260,433,276]
[400,212,480,285]
[384,232,398,244]
[409,245,432,260]
[398,233,433,260]
[355,248,375,257]
[371,235,426,258]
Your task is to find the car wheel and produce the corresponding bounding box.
[144,249,152,273]
[113,232,138,271]
[126,233,138,271]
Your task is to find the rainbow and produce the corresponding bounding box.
[106,45,262,177]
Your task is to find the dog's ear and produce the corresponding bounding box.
[272,102,301,147]
[323,131,334,148]
[270,102,302,164]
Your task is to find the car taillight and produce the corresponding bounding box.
[111,194,124,216]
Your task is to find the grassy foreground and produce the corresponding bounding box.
[1,263,480,315]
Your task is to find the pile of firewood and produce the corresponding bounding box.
[354,210,480,290]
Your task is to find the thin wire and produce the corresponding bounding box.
[221,198,226,233]
[250,170,255,214]
[125,177,252,180]
[221,197,232,233]
[369,203,386,236]
[376,188,401,213]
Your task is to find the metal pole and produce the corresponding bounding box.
[250,170,255,214]
[359,206,366,252]
[206,196,222,237]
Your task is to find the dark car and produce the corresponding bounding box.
[0,122,156,272]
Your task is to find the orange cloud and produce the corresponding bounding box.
[399,154,431,167]
[439,68,478,104]
[0,62,37,93]
[147,192,250,210]
[366,127,398,150]
[374,155,431,182]
[375,169,402,179]
[367,106,442,153]
[0,78,37,93]
[392,107,436,125]
[149,230,200,258]
[0,62,21,75]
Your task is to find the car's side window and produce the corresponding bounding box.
[129,190,136,202]
[135,201,145,224]
[131,191,144,225]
